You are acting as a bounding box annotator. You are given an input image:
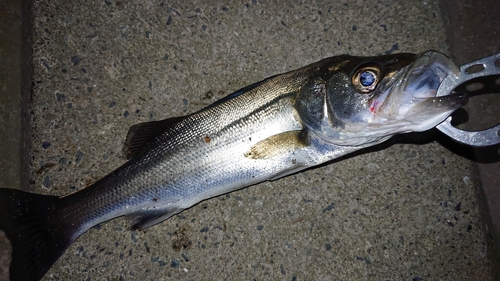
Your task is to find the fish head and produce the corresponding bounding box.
[294,51,466,146]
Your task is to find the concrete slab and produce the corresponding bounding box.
[0,0,497,280]
[441,1,500,279]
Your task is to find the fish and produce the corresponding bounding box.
[0,50,466,281]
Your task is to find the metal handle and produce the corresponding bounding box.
[435,53,500,147]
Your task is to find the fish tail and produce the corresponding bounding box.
[0,188,75,281]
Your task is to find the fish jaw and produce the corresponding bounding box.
[371,51,466,131]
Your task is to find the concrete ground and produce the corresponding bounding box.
[0,0,499,280]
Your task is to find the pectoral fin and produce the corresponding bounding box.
[244,130,309,159]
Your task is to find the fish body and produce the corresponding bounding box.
[0,51,466,281]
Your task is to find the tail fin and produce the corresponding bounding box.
[0,188,74,281]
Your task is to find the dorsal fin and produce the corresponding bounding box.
[123,117,185,159]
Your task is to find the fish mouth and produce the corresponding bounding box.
[372,51,468,132]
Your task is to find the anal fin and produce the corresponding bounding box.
[128,207,183,231]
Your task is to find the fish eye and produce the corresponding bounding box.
[360,71,376,86]
[352,66,381,93]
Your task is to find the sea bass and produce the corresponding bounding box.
[0,51,466,281]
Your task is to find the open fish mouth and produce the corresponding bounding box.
[372,51,468,132]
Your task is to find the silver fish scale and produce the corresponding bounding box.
[57,62,325,235]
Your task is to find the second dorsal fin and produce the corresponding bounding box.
[123,116,185,160]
